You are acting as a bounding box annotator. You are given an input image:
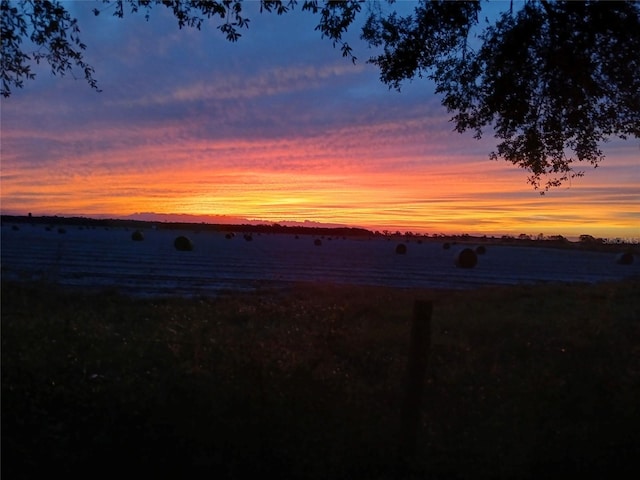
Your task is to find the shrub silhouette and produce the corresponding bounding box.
[174,236,193,251]
[456,248,478,268]
[616,252,634,265]
[395,243,407,255]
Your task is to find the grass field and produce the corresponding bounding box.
[2,278,639,479]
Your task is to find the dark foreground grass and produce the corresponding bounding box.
[2,279,639,479]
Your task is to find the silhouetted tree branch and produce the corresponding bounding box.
[2,0,639,191]
[362,0,640,191]
[1,0,101,95]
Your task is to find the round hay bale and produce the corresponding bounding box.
[395,243,407,255]
[225,233,234,239]
[131,230,144,241]
[475,245,486,255]
[616,252,634,265]
[443,242,451,250]
[174,235,193,251]
[244,234,253,242]
[314,238,322,246]
[455,248,478,269]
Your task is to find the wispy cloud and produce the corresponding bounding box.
[1,4,638,239]
[120,62,367,107]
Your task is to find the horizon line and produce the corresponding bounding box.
[3,211,639,243]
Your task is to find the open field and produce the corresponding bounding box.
[2,221,638,296]
[2,278,639,479]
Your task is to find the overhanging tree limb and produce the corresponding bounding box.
[363,0,639,191]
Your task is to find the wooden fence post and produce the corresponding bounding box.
[400,299,432,460]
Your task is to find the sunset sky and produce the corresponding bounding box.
[1,1,639,240]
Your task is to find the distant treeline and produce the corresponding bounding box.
[2,215,636,253]
[0,214,373,238]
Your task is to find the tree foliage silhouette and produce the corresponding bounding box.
[2,0,639,191]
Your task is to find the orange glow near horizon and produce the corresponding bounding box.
[1,4,638,243]
[2,130,638,240]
